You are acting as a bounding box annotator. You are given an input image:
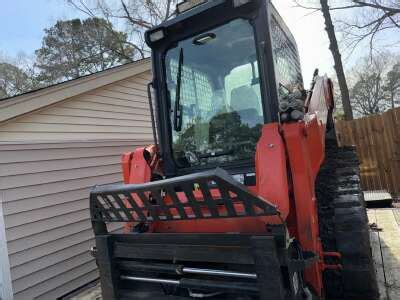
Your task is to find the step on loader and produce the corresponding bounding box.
[89,0,378,299]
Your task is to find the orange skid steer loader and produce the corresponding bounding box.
[89,0,378,299]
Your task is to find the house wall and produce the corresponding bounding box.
[0,198,13,300]
[0,71,152,141]
[0,71,153,299]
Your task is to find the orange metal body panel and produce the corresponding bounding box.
[283,117,325,295]
[121,120,326,295]
[121,76,334,297]
[122,147,152,185]
[125,123,289,233]
[122,147,153,232]
[255,123,290,221]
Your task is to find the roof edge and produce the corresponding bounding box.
[0,58,151,123]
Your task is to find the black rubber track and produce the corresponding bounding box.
[316,131,379,300]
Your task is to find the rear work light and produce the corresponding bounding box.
[177,0,207,14]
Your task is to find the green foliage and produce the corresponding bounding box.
[67,0,179,57]
[0,63,34,99]
[208,112,261,153]
[174,112,262,168]
[35,18,135,84]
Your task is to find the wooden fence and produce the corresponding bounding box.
[335,107,400,196]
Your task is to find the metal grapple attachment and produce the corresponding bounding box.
[89,168,317,299]
[93,232,317,300]
[90,168,278,234]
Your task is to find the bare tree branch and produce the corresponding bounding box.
[120,0,153,29]
[353,0,400,14]
[67,0,178,61]
[294,0,400,60]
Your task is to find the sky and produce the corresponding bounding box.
[0,0,85,58]
[0,0,340,84]
[272,0,334,84]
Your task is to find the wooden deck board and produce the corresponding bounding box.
[364,191,393,202]
[368,210,389,299]
[393,209,400,226]
[368,209,400,299]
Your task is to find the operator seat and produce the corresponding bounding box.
[230,86,262,127]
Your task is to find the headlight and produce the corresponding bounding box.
[149,29,165,43]
[233,0,252,7]
[177,0,207,14]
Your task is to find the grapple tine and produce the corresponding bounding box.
[90,168,277,224]
[181,183,204,218]
[137,191,159,221]
[198,181,219,217]
[123,193,147,222]
[165,186,188,218]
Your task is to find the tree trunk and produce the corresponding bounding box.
[320,0,353,120]
[390,91,395,109]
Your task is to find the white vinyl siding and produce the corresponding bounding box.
[0,72,152,142]
[0,60,151,124]
[0,66,153,299]
[0,199,13,300]
[0,140,151,300]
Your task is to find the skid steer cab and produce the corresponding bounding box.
[88,0,378,299]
